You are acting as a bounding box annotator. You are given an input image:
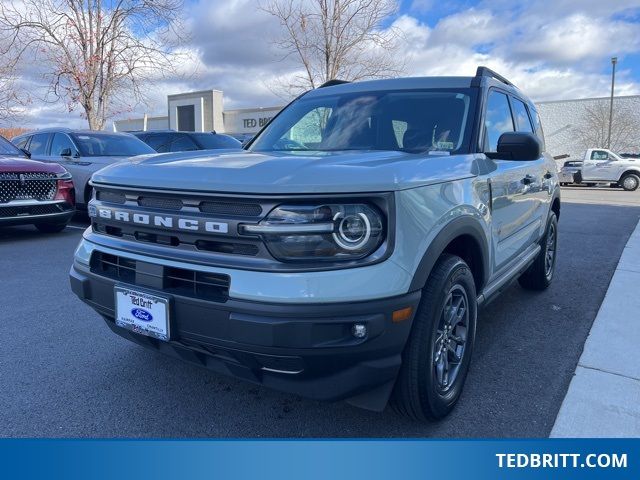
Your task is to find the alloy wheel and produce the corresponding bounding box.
[433,285,469,392]
[623,176,638,191]
[545,221,557,278]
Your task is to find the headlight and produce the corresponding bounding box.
[240,203,385,262]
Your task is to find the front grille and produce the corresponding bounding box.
[165,267,230,302]
[96,190,126,204]
[91,252,136,283]
[0,173,57,203]
[91,186,269,260]
[139,196,183,210]
[90,252,230,303]
[200,201,262,217]
[0,203,66,218]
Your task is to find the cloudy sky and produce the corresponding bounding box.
[16,0,640,129]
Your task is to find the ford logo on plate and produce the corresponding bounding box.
[131,308,153,322]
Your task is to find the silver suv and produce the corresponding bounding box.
[70,67,560,421]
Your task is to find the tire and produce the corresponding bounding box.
[518,212,558,291]
[620,173,640,192]
[35,222,67,233]
[391,254,477,421]
[573,171,582,184]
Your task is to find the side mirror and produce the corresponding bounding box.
[60,148,78,158]
[490,132,542,161]
[20,148,31,158]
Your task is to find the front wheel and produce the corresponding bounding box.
[391,254,477,421]
[620,173,640,192]
[518,212,558,290]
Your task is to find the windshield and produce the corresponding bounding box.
[0,135,23,156]
[250,88,476,154]
[191,133,242,150]
[71,133,155,157]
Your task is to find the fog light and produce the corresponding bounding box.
[352,323,367,339]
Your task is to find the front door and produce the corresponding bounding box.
[582,150,614,181]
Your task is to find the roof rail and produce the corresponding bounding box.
[318,79,350,88]
[475,66,513,86]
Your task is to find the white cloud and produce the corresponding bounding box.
[7,0,640,129]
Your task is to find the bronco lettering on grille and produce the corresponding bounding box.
[89,205,229,234]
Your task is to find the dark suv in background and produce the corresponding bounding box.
[13,129,155,208]
[132,131,242,153]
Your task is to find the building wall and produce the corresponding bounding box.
[537,95,640,161]
[112,115,168,132]
[222,106,282,136]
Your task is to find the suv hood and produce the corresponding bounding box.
[92,150,479,194]
[0,156,66,174]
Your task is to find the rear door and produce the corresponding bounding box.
[483,90,543,273]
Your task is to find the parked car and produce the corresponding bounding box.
[558,160,583,186]
[572,148,640,191]
[12,129,155,208]
[231,133,255,146]
[132,131,242,153]
[70,67,560,421]
[0,135,75,232]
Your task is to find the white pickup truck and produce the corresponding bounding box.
[573,148,640,191]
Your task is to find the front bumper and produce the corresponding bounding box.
[0,201,74,226]
[70,260,421,408]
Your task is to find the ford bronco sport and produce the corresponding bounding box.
[70,67,560,421]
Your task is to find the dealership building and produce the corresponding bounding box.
[113,89,640,160]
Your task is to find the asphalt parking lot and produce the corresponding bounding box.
[1,187,639,438]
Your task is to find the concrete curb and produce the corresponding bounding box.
[551,217,640,437]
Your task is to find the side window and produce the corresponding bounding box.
[591,150,609,161]
[28,133,50,155]
[529,107,546,149]
[14,136,29,149]
[50,133,77,156]
[169,134,199,152]
[483,91,514,152]
[511,98,533,132]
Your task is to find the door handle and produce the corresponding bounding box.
[522,174,535,185]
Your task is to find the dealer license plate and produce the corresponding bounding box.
[114,286,170,341]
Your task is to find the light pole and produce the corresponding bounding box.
[607,56,617,149]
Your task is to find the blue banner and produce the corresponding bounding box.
[0,439,637,479]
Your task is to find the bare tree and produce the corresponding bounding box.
[575,99,639,153]
[0,0,188,130]
[0,37,24,124]
[261,0,403,95]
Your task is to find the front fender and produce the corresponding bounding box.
[408,215,490,292]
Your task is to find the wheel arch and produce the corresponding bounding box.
[551,189,561,220]
[409,217,490,294]
[618,169,640,182]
